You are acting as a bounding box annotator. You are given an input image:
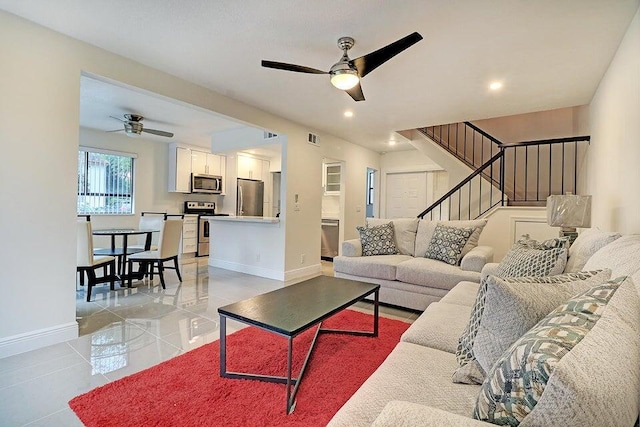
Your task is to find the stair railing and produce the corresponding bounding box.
[418,151,505,221]
[417,136,590,220]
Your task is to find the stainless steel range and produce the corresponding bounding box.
[184,201,229,257]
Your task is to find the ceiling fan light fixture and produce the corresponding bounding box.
[330,63,359,90]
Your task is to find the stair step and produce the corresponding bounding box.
[507,200,546,207]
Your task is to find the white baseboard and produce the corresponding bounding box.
[209,259,285,280]
[0,322,78,359]
[284,263,322,284]
[208,259,322,283]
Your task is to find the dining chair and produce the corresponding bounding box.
[127,212,167,252]
[127,219,184,289]
[77,220,116,302]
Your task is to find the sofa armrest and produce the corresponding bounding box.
[341,239,362,257]
[460,245,494,272]
[371,401,487,427]
[480,262,500,281]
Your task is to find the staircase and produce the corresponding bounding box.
[414,122,590,220]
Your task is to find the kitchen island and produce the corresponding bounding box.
[203,215,285,280]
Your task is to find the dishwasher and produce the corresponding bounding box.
[321,219,339,260]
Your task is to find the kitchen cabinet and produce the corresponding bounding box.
[168,143,226,194]
[168,145,192,193]
[237,154,264,180]
[181,215,198,255]
[261,159,271,215]
[192,150,223,176]
[323,162,342,195]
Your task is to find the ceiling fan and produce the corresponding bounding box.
[261,32,423,102]
[108,114,174,138]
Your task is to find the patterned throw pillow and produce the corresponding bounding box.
[516,235,569,250]
[473,277,625,425]
[424,224,473,265]
[453,270,608,384]
[356,222,398,256]
[496,245,567,277]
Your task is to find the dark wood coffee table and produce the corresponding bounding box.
[218,275,380,414]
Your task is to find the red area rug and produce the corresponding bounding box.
[69,309,409,427]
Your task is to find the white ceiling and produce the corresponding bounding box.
[2,1,638,153]
[80,75,245,148]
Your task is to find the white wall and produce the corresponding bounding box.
[472,106,590,143]
[0,10,380,357]
[586,7,640,233]
[479,207,558,261]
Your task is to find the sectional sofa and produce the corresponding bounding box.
[333,218,494,311]
[329,230,640,426]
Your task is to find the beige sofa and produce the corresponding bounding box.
[333,218,493,311]
[329,232,640,427]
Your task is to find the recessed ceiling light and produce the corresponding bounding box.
[489,81,503,90]
[388,140,397,146]
[344,111,354,118]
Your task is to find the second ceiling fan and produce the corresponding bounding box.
[262,32,423,101]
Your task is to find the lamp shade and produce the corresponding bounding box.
[547,194,592,228]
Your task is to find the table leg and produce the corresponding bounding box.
[286,337,293,414]
[374,289,379,337]
[220,315,227,376]
[121,235,128,277]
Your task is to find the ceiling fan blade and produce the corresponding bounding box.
[345,83,365,102]
[106,129,124,133]
[109,116,128,123]
[261,60,328,74]
[142,128,174,138]
[352,32,423,78]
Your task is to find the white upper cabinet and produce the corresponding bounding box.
[237,154,264,180]
[191,150,222,176]
[323,162,342,195]
[168,143,226,194]
[168,145,192,193]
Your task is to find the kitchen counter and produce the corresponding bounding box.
[202,215,280,224]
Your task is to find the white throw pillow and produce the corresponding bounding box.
[565,228,621,272]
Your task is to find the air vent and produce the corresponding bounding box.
[308,132,319,146]
[263,131,278,139]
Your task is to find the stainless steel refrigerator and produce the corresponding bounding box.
[236,178,264,216]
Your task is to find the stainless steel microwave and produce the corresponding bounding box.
[191,174,222,194]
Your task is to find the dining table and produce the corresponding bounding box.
[92,228,159,279]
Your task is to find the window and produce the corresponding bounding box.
[77,147,135,215]
[367,169,375,205]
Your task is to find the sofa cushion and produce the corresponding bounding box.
[496,245,567,277]
[415,219,488,259]
[357,222,398,256]
[372,401,488,427]
[424,224,474,265]
[401,302,473,353]
[333,254,413,281]
[327,342,481,427]
[564,228,621,273]
[473,269,611,374]
[583,234,640,289]
[454,270,610,384]
[396,257,481,291]
[439,281,480,307]
[474,276,638,427]
[367,218,418,256]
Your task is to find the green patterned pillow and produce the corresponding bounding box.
[424,224,473,265]
[357,222,398,256]
[453,270,607,385]
[496,245,567,277]
[473,277,625,425]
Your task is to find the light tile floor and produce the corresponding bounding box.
[0,259,418,426]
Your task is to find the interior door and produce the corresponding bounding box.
[385,172,428,218]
